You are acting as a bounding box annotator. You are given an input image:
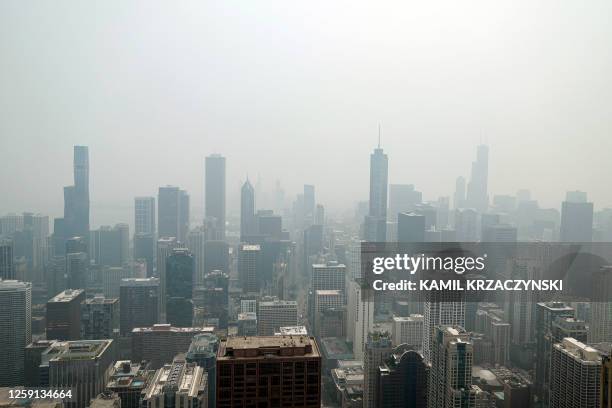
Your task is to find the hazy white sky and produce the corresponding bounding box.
[1,1,611,227]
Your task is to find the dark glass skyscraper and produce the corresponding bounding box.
[205,154,226,240]
[365,144,388,242]
[165,248,194,327]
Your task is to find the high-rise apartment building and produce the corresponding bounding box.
[0,280,32,386]
[428,326,477,408]
[549,338,602,408]
[216,336,321,408]
[423,290,465,363]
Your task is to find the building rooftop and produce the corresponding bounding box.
[0,280,31,291]
[320,337,353,360]
[121,277,159,286]
[41,340,113,363]
[218,336,320,360]
[393,314,423,322]
[259,300,298,307]
[48,289,83,302]
[85,296,118,305]
[556,337,604,363]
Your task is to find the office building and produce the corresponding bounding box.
[59,146,90,253]
[311,261,346,300]
[392,315,423,348]
[313,290,345,338]
[549,338,602,408]
[216,336,321,408]
[203,240,230,274]
[603,351,612,408]
[157,236,178,322]
[205,154,226,240]
[258,299,298,335]
[0,280,32,386]
[131,324,210,369]
[165,248,194,327]
[142,356,208,408]
[237,312,258,335]
[120,277,159,335]
[377,347,428,408]
[90,224,129,267]
[238,243,261,294]
[106,360,153,408]
[158,186,190,243]
[102,266,132,299]
[24,339,56,387]
[589,266,612,343]
[134,232,155,276]
[135,197,156,235]
[187,227,206,284]
[65,250,87,290]
[388,184,422,222]
[45,339,114,408]
[560,200,594,242]
[81,295,119,340]
[46,289,85,341]
[240,178,256,240]
[197,269,229,329]
[186,333,219,408]
[363,331,392,408]
[348,279,374,360]
[0,239,14,280]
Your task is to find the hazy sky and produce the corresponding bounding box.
[1,1,611,228]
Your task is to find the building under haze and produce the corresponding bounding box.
[560,199,594,242]
[364,144,388,242]
[165,248,194,327]
[120,277,160,336]
[240,178,256,240]
[466,144,489,213]
[46,289,85,341]
[158,186,190,243]
[81,295,119,340]
[205,154,226,240]
[0,280,32,386]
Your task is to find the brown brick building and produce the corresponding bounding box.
[216,336,321,408]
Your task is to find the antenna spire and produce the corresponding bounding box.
[378,123,381,148]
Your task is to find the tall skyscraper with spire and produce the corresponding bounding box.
[466,144,489,213]
[205,154,226,240]
[57,146,90,255]
[364,135,388,242]
[240,178,256,240]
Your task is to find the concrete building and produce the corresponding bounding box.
[363,331,392,408]
[142,356,208,408]
[46,289,85,341]
[81,295,119,340]
[106,360,153,408]
[258,299,298,336]
[0,279,32,386]
[392,314,424,348]
[119,277,159,336]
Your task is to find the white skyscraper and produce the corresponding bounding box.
[0,280,32,386]
[423,291,465,363]
[348,279,374,360]
[392,314,424,348]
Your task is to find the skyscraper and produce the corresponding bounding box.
[364,144,388,242]
[119,277,160,336]
[0,280,32,386]
[560,200,594,242]
[535,301,575,405]
[388,184,422,222]
[165,248,194,327]
[363,331,392,408]
[81,295,120,340]
[240,178,256,240]
[377,346,428,408]
[158,186,190,243]
[0,238,14,280]
[186,333,219,408]
[589,266,612,343]
[454,176,466,209]
[205,154,226,240]
[258,299,298,335]
[238,243,261,294]
[466,144,489,213]
[135,197,156,235]
[187,227,207,284]
[216,336,321,408]
[422,290,465,363]
[428,326,477,408]
[67,146,90,243]
[157,236,178,322]
[89,224,130,267]
[46,289,85,341]
[549,338,603,408]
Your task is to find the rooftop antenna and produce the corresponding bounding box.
[378,123,381,148]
